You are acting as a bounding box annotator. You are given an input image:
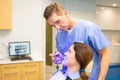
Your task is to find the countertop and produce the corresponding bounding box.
[0,55,45,64]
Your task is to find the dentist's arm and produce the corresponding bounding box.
[98,48,110,80]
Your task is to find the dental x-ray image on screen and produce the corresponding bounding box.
[9,41,30,56]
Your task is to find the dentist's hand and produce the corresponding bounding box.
[49,53,56,61]
[49,52,64,64]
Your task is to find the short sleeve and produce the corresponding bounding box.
[88,23,110,51]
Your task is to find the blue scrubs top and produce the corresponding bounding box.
[56,19,110,80]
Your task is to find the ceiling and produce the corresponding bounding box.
[94,0,120,7]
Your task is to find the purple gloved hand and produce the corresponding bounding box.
[53,52,64,64]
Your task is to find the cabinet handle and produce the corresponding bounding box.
[5,66,17,68]
[25,71,36,73]
[5,72,17,76]
[25,64,36,66]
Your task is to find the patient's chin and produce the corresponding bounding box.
[62,61,68,66]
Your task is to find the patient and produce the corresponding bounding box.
[51,42,93,80]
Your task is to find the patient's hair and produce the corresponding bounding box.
[73,42,93,80]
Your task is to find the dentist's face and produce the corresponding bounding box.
[47,12,69,31]
[63,45,78,66]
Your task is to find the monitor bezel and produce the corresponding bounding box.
[8,41,31,56]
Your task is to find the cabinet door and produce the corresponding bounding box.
[39,62,43,80]
[21,62,41,80]
[2,64,21,78]
[0,65,1,80]
[22,74,39,80]
[108,46,120,63]
[22,62,40,74]
[0,0,12,30]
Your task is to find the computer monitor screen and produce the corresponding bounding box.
[9,41,30,56]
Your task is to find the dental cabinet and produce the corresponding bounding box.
[0,60,43,80]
